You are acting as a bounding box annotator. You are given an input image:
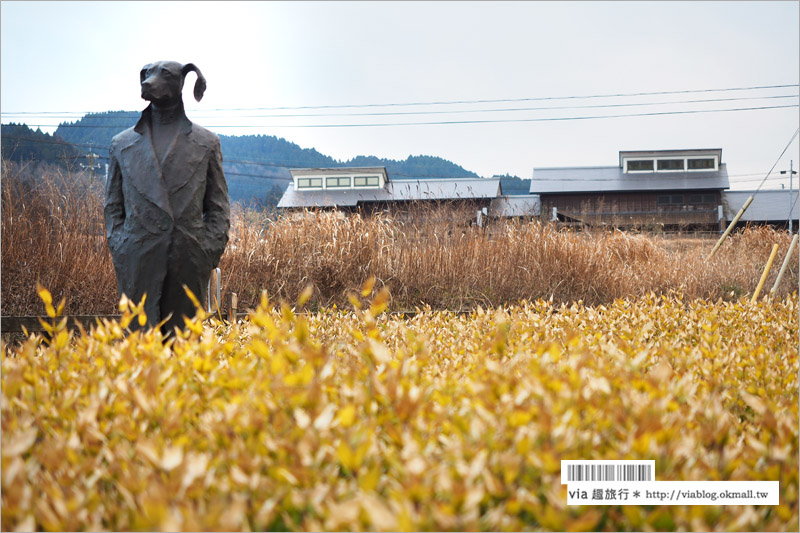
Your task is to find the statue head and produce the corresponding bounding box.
[140,61,206,106]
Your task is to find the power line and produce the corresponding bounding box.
[16,103,799,129]
[730,176,798,183]
[225,171,292,181]
[4,93,798,121]
[0,136,786,178]
[5,83,795,115]
[1,134,97,149]
[235,83,800,111]
[6,134,799,184]
[5,84,799,117]
[754,128,800,193]
[788,190,799,227]
[0,137,474,180]
[1,136,323,170]
[228,94,800,118]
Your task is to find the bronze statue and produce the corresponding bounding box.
[104,61,230,334]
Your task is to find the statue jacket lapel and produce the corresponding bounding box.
[118,105,174,220]
[160,117,210,216]
[117,103,214,228]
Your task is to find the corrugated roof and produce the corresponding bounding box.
[389,179,500,201]
[278,178,501,208]
[278,188,375,208]
[722,190,799,222]
[530,164,730,194]
[489,195,541,217]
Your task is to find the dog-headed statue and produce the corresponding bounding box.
[104,61,230,335]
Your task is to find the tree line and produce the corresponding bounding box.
[3,112,528,206]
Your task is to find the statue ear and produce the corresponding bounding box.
[181,63,207,102]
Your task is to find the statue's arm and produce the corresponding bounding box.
[104,144,125,250]
[202,137,230,267]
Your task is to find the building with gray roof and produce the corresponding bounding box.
[488,195,541,218]
[723,190,799,229]
[278,167,501,214]
[531,149,730,229]
[275,152,794,231]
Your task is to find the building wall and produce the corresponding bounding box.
[355,198,492,218]
[541,190,721,227]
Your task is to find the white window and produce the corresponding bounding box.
[326,176,351,188]
[687,157,718,171]
[354,175,381,188]
[626,159,655,172]
[656,159,686,172]
[297,177,323,189]
[625,155,719,173]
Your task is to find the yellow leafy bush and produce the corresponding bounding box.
[2,289,798,531]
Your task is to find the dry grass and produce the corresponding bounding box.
[1,161,118,316]
[221,208,798,311]
[2,162,798,316]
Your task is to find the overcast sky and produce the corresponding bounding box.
[2,1,798,189]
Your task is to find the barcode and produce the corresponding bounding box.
[561,460,655,484]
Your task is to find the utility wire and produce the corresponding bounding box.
[222,94,800,118]
[5,135,797,185]
[786,190,800,228]
[17,103,800,129]
[0,136,474,180]
[754,128,800,193]
[5,83,795,115]
[0,135,782,179]
[4,93,798,121]
[226,171,292,181]
[1,135,108,151]
[0,136,338,171]
[228,83,800,111]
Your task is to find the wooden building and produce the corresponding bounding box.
[530,149,730,230]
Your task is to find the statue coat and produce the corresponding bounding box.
[104,103,230,329]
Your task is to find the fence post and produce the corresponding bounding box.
[226,292,238,322]
[207,267,221,313]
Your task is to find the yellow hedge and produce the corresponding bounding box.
[2,287,798,531]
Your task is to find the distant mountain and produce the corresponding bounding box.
[346,154,479,180]
[493,174,532,195]
[1,123,85,166]
[47,111,482,205]
[53,111,138,148]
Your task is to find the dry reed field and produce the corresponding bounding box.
[1,285,797,531]
[1,163,798,317]
[2,165,798,531]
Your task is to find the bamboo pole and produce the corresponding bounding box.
[770,234,799,296]
[751,243,780,304]
[707,195,754,260]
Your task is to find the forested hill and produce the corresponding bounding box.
[51,111,480,205]
[1,123,85,165]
